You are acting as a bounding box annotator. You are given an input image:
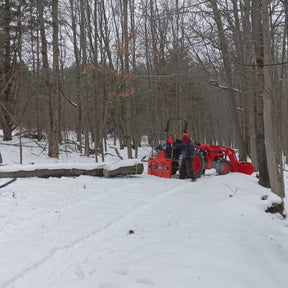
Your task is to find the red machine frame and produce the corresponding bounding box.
[148,118,255,179]
[194,144,255,176]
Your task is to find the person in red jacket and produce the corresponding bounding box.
[179,133,196,182]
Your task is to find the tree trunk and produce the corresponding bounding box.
[0,113,13,141]
[1,0,13,141]
[251,0,270,188]
[49,0,60,158]
[123,0,133,159]
[280,0,288,162]
[240,0,258,168]
[209,0,248,160]
[38,0,58,158]
[262,0,285,199]
[68,0,82,149]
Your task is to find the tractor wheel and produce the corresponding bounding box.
[193,150,205,178]
[172,160,179,175]
[216,159,231,175]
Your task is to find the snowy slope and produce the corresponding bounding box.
[0,136,288,288]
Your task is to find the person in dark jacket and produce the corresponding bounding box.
[179,132,196,182]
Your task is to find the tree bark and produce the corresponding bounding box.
[125,0,133,159]
[0,162,143,178]
[68,0,82,149]
[1,0,13,141]
[0,167,104,178]
[103,162,143,177]
[79,0,90,157]
[209,0,248,160]
[38,0,59,158]
[251,0,270,188]
[262,0,285,199]
[49,0,60,158]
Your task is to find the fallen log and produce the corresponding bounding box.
[0,163,105,178]
[103,159,144,177]
[0,168,105,178]
[0,160,144,179]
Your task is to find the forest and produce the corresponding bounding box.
[0,0,288,200]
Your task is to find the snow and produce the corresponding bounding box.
[0,136,288,288]
[104,159,142,171]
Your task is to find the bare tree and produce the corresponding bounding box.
[0,0,15,141]
[209,0,248,161]
[262,0,285,199]
[0,0,32,141]
[38,0,59,158]
[251,0,270,188]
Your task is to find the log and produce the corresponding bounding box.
[0,161,143,179]
[103,160,144,177]
[0,163,105,179]
[0,168,104,178]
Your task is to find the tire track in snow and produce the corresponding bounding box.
[2,180,187,288]
[0,180,139,237]
[1,180,143,288]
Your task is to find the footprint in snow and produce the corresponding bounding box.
[113,268,129,275]
[136,277,154,286]
[74,269,85,279]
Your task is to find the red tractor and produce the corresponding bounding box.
[148,118,255,179]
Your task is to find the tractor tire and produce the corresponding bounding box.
[216,159,231,175]
[172,160,179,175]
[193,150,205,178]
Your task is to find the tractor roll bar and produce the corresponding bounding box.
[165,117,188,133]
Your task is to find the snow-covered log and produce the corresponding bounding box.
[0,163,105,178]
[0,168,105,178]
[0,160,144,178]
[103,159,144,177]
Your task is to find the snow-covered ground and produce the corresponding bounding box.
[0,135,288,288]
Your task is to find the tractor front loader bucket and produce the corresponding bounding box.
[232,161,255,175]
[148,150,173,178]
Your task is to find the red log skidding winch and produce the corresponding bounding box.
[148,118,255,179]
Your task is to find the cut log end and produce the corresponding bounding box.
[103,163,144,177]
